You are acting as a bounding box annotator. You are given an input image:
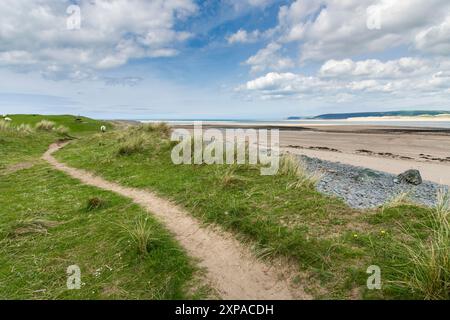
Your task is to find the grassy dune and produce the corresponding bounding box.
[5,114,112,135]
[0,116,210,299]
[1,116,448,299]
[55,124,449,299]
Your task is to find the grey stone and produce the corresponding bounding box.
[398,169,423,185]
[295,155,444,209]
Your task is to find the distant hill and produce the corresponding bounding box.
[312,111,450,120]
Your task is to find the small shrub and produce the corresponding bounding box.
[122,216,159,256]
[86,197,106,211]
[35,120,55,131]
[117,135,147,156]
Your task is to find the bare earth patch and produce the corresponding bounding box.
[1,162,35,175]
[43,142,309,300]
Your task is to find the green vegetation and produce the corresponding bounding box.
[3,114,111,135]
[390,188,449,300]
[0,115,108,169]
[0,116,210,299]
[55,123,449,299]
[2,116,448,300]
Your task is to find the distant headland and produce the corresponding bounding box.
[287,110,450,120]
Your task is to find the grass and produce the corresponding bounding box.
[0,116,212,299]
[54,125,446,299]
[381,190,414,212]
[388,188,449,299]
[4,116,447,300]
[279,154,323,189]
[35,120,56,131]
[0,115,110,169]
[121,216,160,256]
[0,164,210,299]
[4,114,112,136]
[117,134,147,156]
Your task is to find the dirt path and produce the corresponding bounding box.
[43,142,307,300]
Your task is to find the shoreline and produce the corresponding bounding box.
[159,122,450,186]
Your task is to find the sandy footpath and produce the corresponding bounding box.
[43,142,308,300]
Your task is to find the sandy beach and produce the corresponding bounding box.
[174,123,450,186]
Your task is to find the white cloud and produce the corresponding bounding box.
[236,0,450,109]
[320,57,432,78]
[415,16,450,56]
[228,0,276,10]
[239,57,450,100]
[264,0,450,61]
[0,0,197,78]
[227,29,261,44]
[245,43,294,73]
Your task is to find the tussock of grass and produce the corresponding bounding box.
[117,134,147,156]
[121,216,159,256]
[86,197,106,211]
[0,120,34,136]
[16,124,33,134]
[279,154,323,189]
[279,154,303,177]
[136,122,171,137]
[382,190,414,210]
[390,188,450,299]
[35,120,56,131]
[435,188,450,218]
[0,120,12,131]
[220,166,246,187]
[55,125,70,136]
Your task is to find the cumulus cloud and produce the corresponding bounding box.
[235,0,450,107]
[0,0,197,79]
[249,0,450,63]
[415,16,450,56]
[319,57,432,78]
[245,43,294,73]
[238,57,450,100]
[227,29,261,44]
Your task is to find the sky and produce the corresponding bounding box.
[0,0,449,119]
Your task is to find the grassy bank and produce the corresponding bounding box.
[0,115,108,169]
[55,124,449,299]
[0,117,210,299]
[4,114,112,135]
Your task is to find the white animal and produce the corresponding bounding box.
[100,125,106,133]
[4,117,12,122]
